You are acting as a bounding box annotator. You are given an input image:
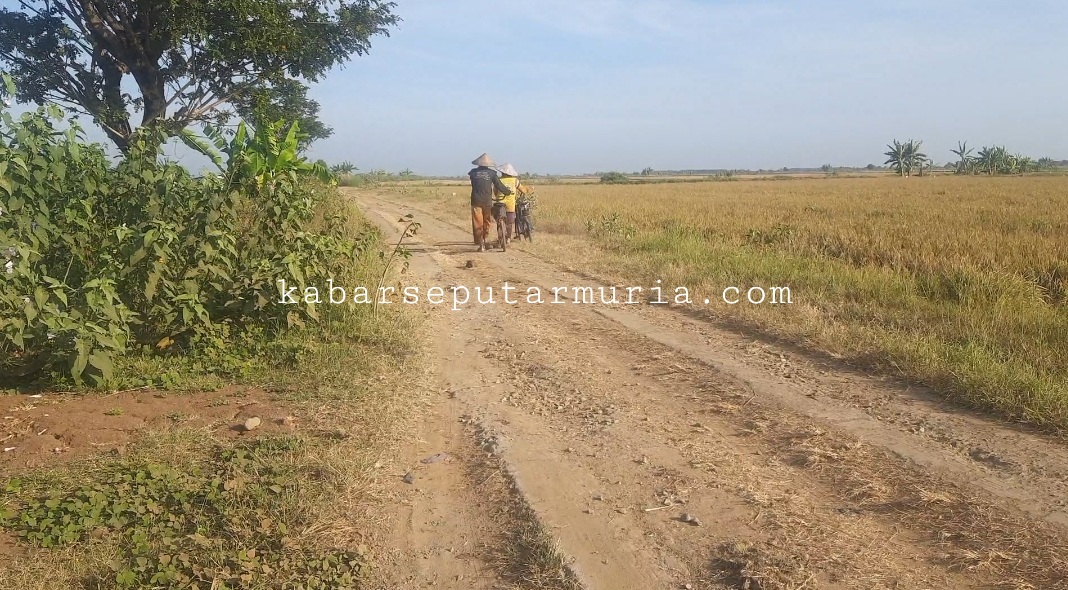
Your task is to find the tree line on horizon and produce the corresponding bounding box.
[881,139,1059,178]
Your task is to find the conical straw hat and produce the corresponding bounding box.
[472,153,495,167]
[498,163,518,177]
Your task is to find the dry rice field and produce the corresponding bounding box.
[393,175,1068,432]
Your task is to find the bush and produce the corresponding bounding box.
[0,436,367,588]
[337,173,370,187]
[599,171,630,184]
[1,99,374,386]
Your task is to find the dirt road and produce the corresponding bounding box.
[355,190,1068,590]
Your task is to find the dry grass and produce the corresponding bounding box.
[392,176,1068,431]
[467,423,584,590]
[765,422,1068,588]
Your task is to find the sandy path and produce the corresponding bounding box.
[357,190,1068,590]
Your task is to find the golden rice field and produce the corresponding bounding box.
[390,175,1068,432]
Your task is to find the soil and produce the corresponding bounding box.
[355,190,1068,590]
[0,386,297,474]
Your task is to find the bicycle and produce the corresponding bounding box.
[515,194,533,242]
[492,200,508,251]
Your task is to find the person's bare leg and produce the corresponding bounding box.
[471,206,481,246]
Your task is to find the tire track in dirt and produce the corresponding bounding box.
[357,191,1068,589]
[360,190,1068,528]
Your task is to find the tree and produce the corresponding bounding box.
[1015,154,1035,174]
[640,167,654,176]
[1038,157,1056,171]
[600,172,630,184]
[884,140,910,176]
[236,78,333,150]
[916,155,933,177]
[331,161,357,175]
[884,139,924,177]
[908,140,927,177]
[951,141,976,175]
[0,0,399,152]
[976,146,1008,175]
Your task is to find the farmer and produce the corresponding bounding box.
[495,164,530,242]
[469,153,512,251]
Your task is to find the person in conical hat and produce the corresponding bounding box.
[468,153,512,251]
[495,163,531,243]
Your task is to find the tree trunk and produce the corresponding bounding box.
[95,50,134,152]
[131,63,168,129]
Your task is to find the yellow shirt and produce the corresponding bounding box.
[495,176,520,212]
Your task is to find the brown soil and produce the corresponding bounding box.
[0,387,297,475]
[355,190,1068,590]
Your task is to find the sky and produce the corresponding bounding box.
[4,0,1067,175]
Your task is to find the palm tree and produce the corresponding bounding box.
[1038,157,1056,171]
[951,141,975,175]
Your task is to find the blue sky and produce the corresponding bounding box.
[300,0,1068,175]
[5,0,1067,175]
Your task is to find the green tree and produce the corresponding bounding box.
[331,161,357,175]
[908,140,927,177]
[1038,157,1056,171]
[236,78,333,150]
[951,141,976,175]
[0,0,399,152]
[915,155,933,177]
[884,140,908,176]
[600,171,630,184]
[640,167,654,176]
[976,146,1008,175]
[884,139,924,177]
[1014,154,1035,174]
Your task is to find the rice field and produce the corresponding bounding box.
[392,175,1068,432]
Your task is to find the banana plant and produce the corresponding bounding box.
[1016,154,1035,174]
[884,139,925,177]
[976,146,1009,175]
[884,139,910,177]
[180,120,336,188]
[951,141,976,175]
[331,161,357,175]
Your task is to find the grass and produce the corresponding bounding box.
[0,188,423,589]
[390,175,1068,432]
[467,423,583,590]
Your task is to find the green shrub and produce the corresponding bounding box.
[600,171,631,184]
[1,86,375,386]
[0,436,366,588]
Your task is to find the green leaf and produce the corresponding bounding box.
[129,248,147,266]
[88,351,115,378]
[72,341,90,380]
